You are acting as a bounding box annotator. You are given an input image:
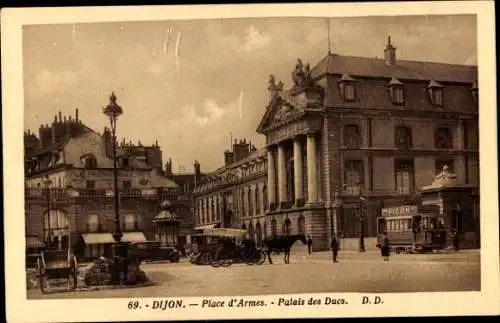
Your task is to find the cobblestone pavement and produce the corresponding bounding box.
[27,250,480,299]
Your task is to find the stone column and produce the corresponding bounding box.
[307,134,318,203]
[277,143,287,205]
[267,149,276,209]
[293,137,304,204]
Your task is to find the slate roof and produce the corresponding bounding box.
[323,77,477,112]
[310,53,477,83]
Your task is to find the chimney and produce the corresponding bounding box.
[194,160,201,185]
[233,138,251,162]
[75,108,79,122]
[384,36,396,66]
[58,111,62,122]
[165,158,173,176]
[224,150,234,166]
[51,124,56,144]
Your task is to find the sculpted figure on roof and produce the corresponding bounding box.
[268,75,284,101]
[292,58,306,87]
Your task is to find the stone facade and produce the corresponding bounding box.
[195,38,479,251]
[24,107,196,257]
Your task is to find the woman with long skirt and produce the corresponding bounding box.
[381,232,390,261]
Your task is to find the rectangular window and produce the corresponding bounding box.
[435,159,455,175]
[341,83,356,102]
[395,159,414,195]
[122,180,132,189]
[429,88,444,106]
[390,86,405,105]
[122,158,130,167]
[86,180,95,189]
[344,160,364,195]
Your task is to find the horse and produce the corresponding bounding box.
[262,234,307,264]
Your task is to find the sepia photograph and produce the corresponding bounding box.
[3,2,499,322]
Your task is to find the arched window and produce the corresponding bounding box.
[298,216,306,235]
[255,186,260,214]
[248,222,255,241]
[242,223,246,230]
[211,198,215,222]
[241,191,246,217]
[395,126,412,149]
[44,210,70,248]
[344,124,361,148]
[248,188,253,216]
[284,218,291,235]
[86,214,101,232]
[271,219,277,237]
[256,222,262,244]
[81,153,98,169]
[263,184,268,211]
[435,127,453,149]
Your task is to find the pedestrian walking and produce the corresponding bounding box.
[381,232,390,261]
[330,235,339,263]
[306,235,313,255]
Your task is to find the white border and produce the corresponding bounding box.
[2,2,499,322]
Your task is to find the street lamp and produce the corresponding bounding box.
[42,175,53,248]
[103,92,123,243]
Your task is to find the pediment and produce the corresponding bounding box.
[257,89,324,134]
[256,96,305,134]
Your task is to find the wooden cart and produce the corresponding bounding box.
[36,249,78,292]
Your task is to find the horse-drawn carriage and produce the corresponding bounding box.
[188,228,266,267]
[377,206,447,254]
[36,249,78,292]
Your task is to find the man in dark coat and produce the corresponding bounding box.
[306,235,313,255]
[330,235,339,263]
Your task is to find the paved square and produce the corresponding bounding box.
[27,250,480,299]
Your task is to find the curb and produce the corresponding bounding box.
[40,281,157,295]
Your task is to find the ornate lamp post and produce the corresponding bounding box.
[332,186,343,239]
[42,175,53,248]
[102,92,123,243]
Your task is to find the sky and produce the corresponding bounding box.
[23,15,477,173]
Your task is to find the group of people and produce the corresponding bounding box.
[326,232,391,263]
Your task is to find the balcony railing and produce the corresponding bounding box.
[24,187,185,200]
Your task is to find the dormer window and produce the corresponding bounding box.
[339,73,356,102]
[427,79,444,106]
[471,81,478,105]
[388,77,405,105]
[82,154,97,169]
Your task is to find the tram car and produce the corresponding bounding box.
[377,205,447,253]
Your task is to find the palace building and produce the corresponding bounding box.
[193,37,479,251]
[24,103,202,258]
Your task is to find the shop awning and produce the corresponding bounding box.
[194,223,219,231]
[203,228,247,238]
[82,233,115,245]
[26,236,45,249]
[154,210,179,223]
[121,232,148,243]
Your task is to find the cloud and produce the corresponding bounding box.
[187,99,234,127]
[243,25,271,52]
[34,69,78,92]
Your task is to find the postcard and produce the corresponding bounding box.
[2,2,499,322]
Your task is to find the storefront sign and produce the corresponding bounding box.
[381,205,418,217]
